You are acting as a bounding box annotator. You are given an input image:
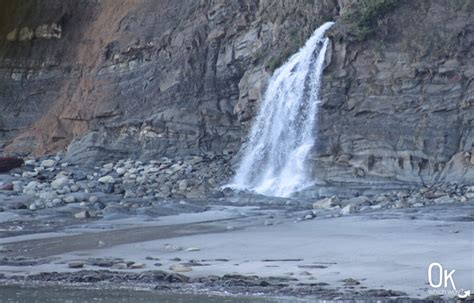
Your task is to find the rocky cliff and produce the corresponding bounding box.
[1,0,473,187]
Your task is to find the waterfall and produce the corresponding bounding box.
[227,22,334,198]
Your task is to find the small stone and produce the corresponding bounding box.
[169,264,192,272]
[51,177,69,190]
[412,202,424,207]
[433,196,453,205]
[178,179,188,191]
[10,202,27,210]
[185,247,200,252]
[0,182,14,191]
[313,196,340,209]
[22,171,38,178]
[74,210,91,219]
[163,244,181,252]
[29,204,37,211]
[89,196,99,203]
[68,261,84,269]
[342,278,360,286]
[63,195,76,203]
[40,159,56,168]
[24,159,35,166]
[112,262,128,269]
[116,167,126,176]
[70,184,80,192]
[129,262,145,269]
[226,225,235,231]
[340,205,353,215]
[103,163,114,170]
[6,28,17,41]
[52,198,62,206]
[98,175,115,184]
[18,27,34,41]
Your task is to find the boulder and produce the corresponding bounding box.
[51,177,69,190]
[313,196,340,209]
[74,211,91,219]
[0,157,24,172]
[98,175,115,184]
[433,196,454,205]
[340,204,353,215]
[40,159,56,168]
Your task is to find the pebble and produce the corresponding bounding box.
[51,177,69,190]
[163,244,182,252]
[98,176,115,184]
[68,261,85,269]
[40,159,56,168]
[169,264,192,272]
[185,247,200,252]
[129,262,145,269]
[116,167,126,176]
[313,196,339,209]
[24,159,36,166]
[63,195,76,203]
[74,211,91,219]
[112,262,128,269]
[340,205,353,215]
[0,182,14,191]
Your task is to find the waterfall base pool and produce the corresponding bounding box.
[0,285,295,303]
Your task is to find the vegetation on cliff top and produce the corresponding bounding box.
[339,0,399,41]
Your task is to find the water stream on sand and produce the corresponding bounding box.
[228,22,334,198]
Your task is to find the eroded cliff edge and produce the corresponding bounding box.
[0,0,473,186]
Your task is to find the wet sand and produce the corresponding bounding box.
[0,203,472,301]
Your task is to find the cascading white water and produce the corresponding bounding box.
[227,22,334,198]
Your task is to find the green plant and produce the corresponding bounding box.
[340,0,399,41]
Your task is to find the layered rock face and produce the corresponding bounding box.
[316,1,474,184]
[0,0,473,186]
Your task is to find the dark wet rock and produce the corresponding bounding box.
[342,278,361,286]
[88,258,115,268]
[9,202,28,210]
[68,261,85,269]
[298,265,328,269]
[0,157,24,173]
[360,289,407,297]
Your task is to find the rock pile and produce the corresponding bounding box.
[0,154,232,213]
[311,183,474,216]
